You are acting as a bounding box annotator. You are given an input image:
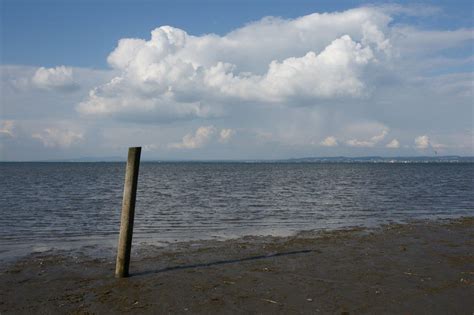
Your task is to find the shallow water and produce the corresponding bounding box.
[1,162,473,259]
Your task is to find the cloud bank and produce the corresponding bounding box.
[32,66,79,91]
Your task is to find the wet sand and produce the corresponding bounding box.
[1,217,473,314]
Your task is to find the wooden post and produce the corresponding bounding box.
[115,147,141,278]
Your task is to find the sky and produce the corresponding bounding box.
[0,0,473,161]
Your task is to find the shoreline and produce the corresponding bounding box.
[1,214,471,265]
[1,217,473,313]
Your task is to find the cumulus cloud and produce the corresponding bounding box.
[0,120,15,138]
[169,126,216,149]
[320,136,338,147]
[346,128,388,147]
[32,128,84,148]
[414,135,430,149]
[77,7,394,121]
[386,139,400,148]
[32,66,79,91]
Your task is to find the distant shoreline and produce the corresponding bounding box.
[1,155,474,163]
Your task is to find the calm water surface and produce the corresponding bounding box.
[0,162,473,258]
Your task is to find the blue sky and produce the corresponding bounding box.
[2,0,473,68]
[0,0,473,160]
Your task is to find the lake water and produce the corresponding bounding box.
[0,162,473,259]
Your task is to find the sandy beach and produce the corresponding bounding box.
[1,217,473,314]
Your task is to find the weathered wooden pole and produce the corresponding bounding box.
[115,147,141,278]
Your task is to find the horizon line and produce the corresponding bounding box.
[1,155,473,163]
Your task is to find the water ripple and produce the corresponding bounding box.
[0,162,473,247]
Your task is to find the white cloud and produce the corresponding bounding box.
[77,89,213,122]
[32,66,79,91]
[386,139,400,148]
[255,35,374,101]
[320,136,338,147]
[417,137,447,151]
[0,120,15,138]
[346,128,388,147]
[32,128,84,148]
[414,135,430,149]
[219,128,235,143]
[77,7,394,121]
[169,125,216,149]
